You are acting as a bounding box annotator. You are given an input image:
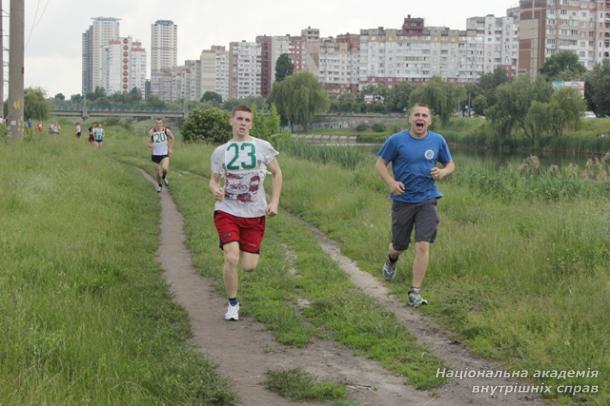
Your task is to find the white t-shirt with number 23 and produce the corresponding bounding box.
[211,137,279,218]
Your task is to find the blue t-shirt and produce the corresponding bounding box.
[378,130,452,203]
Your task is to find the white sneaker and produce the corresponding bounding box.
[163,176,169,186]
[224,303,240,321]
[155,184,162,193]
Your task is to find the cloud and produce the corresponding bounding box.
[26,55,80,96]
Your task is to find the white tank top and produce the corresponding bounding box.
[151,128,169,156]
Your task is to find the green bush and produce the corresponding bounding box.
[371,122,386,132]
[355,123,368,132]
[181,108,231,143]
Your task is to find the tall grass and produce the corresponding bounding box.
[273,144,609,404]
[104,134,448,390]
[0,136,234,405]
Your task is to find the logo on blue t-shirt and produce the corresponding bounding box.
[425,149,435,160]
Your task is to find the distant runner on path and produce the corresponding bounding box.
[209,105,283,321]
[376,103,455,308]
[148,118,174,193]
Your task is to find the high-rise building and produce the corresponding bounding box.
[518,0,610,76]
[184,60,202,102]
[256,35,291,96]
[359,22,487,87]
[228,41,261,99]
[150,66,183,103]
[102,37,146,95]
[289,36,305,71]
[466,15,518,76]
[319,34,360,95]
[151,20,178,99]
[82,17,120,95]
[200,46,229,102]
[151,20,178,74]
[302,27,321,75]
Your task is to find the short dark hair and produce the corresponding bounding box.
[409,103,431,115]
[231,105,252,116]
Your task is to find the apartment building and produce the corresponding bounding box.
[256,35,291,96]
[151,20,178,74]
[228,41,262,99]
[319,34,360,95]
[150,66,184,103]
[150,20,178,100]
[184,60,201,102]
[82,17,120,94]
[301,27,321,75]
[466,14,518,76]
[519,0,610,76]
[102,37,146,95]
[201,46,229,102]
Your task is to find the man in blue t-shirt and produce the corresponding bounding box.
[376,103,455,308]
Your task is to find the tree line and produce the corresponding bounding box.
[16,50,610,149]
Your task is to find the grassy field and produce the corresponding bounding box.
[273,142,609,405]
[107,122,449,390]
[110,124,608,404]
[0,134,234,404]
[3,121,608,404]
[117,124,608,403]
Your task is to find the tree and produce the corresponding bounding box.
[87,86,106,101]
[524,87,585,147]
[477,68,509,107]
[269,71,329,131]
[128,87,142,103]
[180,107,231,143]
[70,94,83,103]
[145,95,166,109]
[408,77,466,124]
[386,81,414,113]
[54,93,65,101]
[330,93,359,113]
[275,54,294,82]
[541,50,586,81]
[24,87,49,120]
[251,104,281,140]
[486,76,553,139]
[201,91,223,105]
[471,95,488,116]
[585,59,610,117]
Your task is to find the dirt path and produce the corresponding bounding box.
[296,217,544,405]
[143,170,453,406]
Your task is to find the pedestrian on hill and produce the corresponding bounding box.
[93,123,104,147]
[147,118,175,193]
[376,103,455,308]
[209,105,283,321]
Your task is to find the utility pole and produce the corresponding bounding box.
[7,0,24,139]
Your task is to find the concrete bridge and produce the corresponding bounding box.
[50,106,186,119]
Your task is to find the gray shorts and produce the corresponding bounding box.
[391,199,439,251]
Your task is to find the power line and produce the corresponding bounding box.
[26,0,49,48]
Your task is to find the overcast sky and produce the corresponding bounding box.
[18,0,518,97]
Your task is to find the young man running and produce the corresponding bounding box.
[209,105,283,321]
[376,104,455,307]
[148,118,174,193]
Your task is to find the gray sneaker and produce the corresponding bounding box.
[408,288,428,308]
[163,176,169,187]
[383,258,397,281]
